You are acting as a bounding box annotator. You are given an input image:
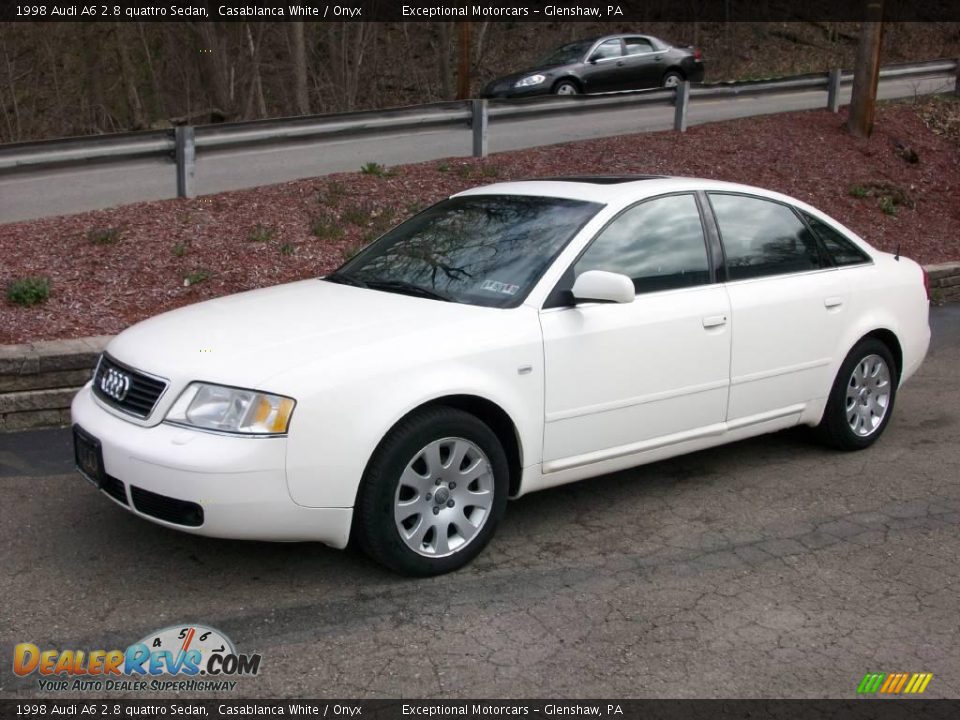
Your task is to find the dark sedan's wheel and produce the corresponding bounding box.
[354,407,509,576]
[553,80,580,96]
[817,338,897,451]
[661,71,684,88]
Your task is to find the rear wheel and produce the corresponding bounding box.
[553,80,580,96]
[817,338,897,450]
[354,407,509,576]
[661,71,684,88]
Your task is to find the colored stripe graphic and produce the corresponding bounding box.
[858,673,886,694]
[858,672,933,695]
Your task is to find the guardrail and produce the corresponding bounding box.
[0,58,956,210]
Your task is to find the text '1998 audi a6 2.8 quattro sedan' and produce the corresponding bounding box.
[72,177,930,575]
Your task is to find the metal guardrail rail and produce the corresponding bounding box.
[0,58,956,200]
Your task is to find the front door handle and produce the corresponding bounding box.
[702,315,728,328]
[824,296,844,309]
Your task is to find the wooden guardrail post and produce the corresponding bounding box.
[472,99,488,158]
[175,126,196,198]
[673,81,690,132]
[827,69,842,112]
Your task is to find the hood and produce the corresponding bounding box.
[107,279,492,389]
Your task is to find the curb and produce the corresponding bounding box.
[2,262,960,432]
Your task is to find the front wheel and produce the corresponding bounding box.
[354,407,509,576]
[817,338,897,451]
[553,80,580,96]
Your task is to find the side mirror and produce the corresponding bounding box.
[588,57,598,64]
[570,270,635,304]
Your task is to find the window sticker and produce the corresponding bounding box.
[480,280,520,296]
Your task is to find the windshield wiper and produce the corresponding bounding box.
[324,271,368,288]
[363,279,452,302]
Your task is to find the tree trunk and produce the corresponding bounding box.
[115,23,146,130]
[848,2,885,139]
[437,23,453,101]
[289,21,310,115]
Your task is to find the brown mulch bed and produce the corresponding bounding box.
[2,101,958,345]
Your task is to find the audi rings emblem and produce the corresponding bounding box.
[100,367,131,402]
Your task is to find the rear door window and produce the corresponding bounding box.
[624,37,655,55]
[708,193,824,280]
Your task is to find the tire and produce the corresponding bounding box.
[553,80,580,96]
[816,338,898,451]
[354,406,509,576]
[661,71,684,88]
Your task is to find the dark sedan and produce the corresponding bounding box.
[481,34,704,99]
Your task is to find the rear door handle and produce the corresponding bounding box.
[824,297,844,309]
[702,315,728,328]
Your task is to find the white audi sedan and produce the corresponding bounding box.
[72,177,930,575]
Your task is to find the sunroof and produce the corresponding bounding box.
[538,175,666,184]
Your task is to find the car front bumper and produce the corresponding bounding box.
[70,384,352,548]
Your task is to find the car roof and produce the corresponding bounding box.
[453,177,802,208]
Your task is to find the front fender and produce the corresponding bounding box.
[281,328,543,509]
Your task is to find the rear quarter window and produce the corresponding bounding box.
[802,212,871,266]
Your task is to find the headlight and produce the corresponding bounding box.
[165,383,295,435]
[514,74,546,88]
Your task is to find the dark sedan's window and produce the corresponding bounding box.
[624,37,655,55]
[333,195,602,308]
[574,194,710,294]
[590,39,623,61]
[709,194,824,280]
[538,41,593,66]
[801,212,871,266]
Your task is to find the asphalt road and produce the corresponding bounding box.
[0,73,954,223]
[1,305,958,700]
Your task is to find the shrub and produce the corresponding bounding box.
[183,270,211,286]
[7,277,51,306]
[172,243,188,257]
[360,162,394,177]
[341,203,374,226]
[437,162,450,173]
[279,243,296,256]
[310,215,344,240]
[849,185,868,198]
[318,179,347,206]
[340,241,367,261]
[247,223,275,242]
[87,226,123,245]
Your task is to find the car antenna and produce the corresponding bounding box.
[894,242,901,261]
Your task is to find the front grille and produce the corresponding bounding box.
[101,475,128,506]
[92,354,167,419]
[131,486,204,527]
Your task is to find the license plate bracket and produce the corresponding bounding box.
[73,425,105,488]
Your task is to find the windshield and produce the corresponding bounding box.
[330,195,603,308]
[537,41,594,67]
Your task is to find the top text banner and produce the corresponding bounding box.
[3,0,960,22]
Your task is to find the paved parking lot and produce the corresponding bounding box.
[2,306,958,700]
